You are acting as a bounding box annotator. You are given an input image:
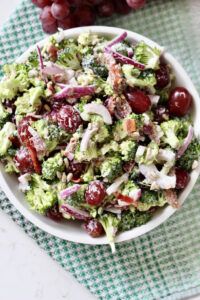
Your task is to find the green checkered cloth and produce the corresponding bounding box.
[0,0,200,299]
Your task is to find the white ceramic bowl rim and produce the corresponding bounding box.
[0,26,200,245]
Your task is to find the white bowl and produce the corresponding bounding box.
[0,26,200,245]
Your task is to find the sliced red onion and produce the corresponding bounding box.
[107,32,127,48]
[28,126,46,158]
[54,85,96,100]
[36,45,44,70]
[105,47,145,70]
[43,63,75,81]
[148,95,160,106]
[60,184,81,199]
[61,203,91,221]
[80,123,99,152]
[84,103,112,125]
[106,173,129,195]
[65,152,74,161]
[26,113,43,119]
[177,125,194,158]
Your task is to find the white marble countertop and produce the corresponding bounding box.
[0,2,199,300]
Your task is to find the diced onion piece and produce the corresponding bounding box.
[80,123,99,152]
[18,173,31,192]
[60,184,81,199]
[61,203,91,221]
[104,207,122,214]
[148,95,160,106]
[84,103,113,125]
[106,173,129,195]
[177,125,194,158]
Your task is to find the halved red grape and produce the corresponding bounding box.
[126,0,146,9]
[155,64,170,90]
[97,1,114,17]
[46,203,63,222]
[83,219,104,237]
[51,1,70,20]
[85,180,106,206]
[14,147,34,174]
[126,90,151,114]
[57,105,82,133]
[169,87,192,117]
[175,168,190,189]
[32,0,52,8]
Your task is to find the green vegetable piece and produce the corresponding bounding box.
[161,119,183,149]
[121,180,140,198]
[82,165,94,182]
[135,141,159,165]
[101,141,119,155]
[120,140,137,161]
[91,115,109,143]
[119,210,136,232]
[177,139,200,171]
[100,156,122,181]
[15,86,43,115]
[0,122,16,157]
[137,190,167,211]
[66,184,88,208]
[25,174,57,214]
[135,211,152,226]
[99,213,120,253]
[74,141,99,162]
[134,41,161,69]
[82,54,108,78]
[0,102,10,128]
[42,153,64,180]
[57,43,80,70]
[5,157,19,174]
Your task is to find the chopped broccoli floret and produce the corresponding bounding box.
[113,114,143,142]
[137,190,167,211]
[78,32,100,46]
[161,119,189,149]
[121,180,140,200]
[25,174,57,214]
[177,139,200,171]
[122,65,157,90]
[66,184,88,208]
[27,51,39,69]
[91,115,110,143]
[120,140,137,161]
[4,156,19,174]
[135,211,152,226]
[42,153,64,180]
[15,86,43,115]
[99,213,120,253]
[119,210,136,232]
[57,42,80,70]
[74,141,99,162]
[100,156,122,181]
[0,77,19,101]
[32,119,69,152]
[81,165,94,182]
[0,102,10,128]
[0,122,16,157]
[135,142,159,165]
[112,41,133,57]
[134,41,161,69]
[101,141,119,155]
[82,54,108,78]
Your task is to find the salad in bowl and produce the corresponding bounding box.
[0,27,199,252]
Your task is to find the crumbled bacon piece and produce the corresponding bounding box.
[164,189,180,209]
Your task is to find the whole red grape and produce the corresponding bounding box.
[40,6,56,25]
[126,90,151,114]
[32,0,52,8]
[169,87,192,117]
[126,0,146,9]
[73,6,96,26]
[51,1,70,20]
[83,219,104,237]
[42,21,58,34]
[114,0,131,14]
[57,16,76,29]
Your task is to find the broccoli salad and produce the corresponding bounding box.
[0,31,199,252]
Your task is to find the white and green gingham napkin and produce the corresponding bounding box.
[1,1,200,299]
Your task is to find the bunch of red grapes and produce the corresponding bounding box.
[31,0,146,34]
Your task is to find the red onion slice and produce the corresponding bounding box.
[105,47,145,70]
[60,184,81,199]
[61,203,91,221]
[36,45,44,70]
[54,85,96,100]
[106,173,129,195]
[84,103,112,125]
[177,125,194,158]
[107,31,127,48]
